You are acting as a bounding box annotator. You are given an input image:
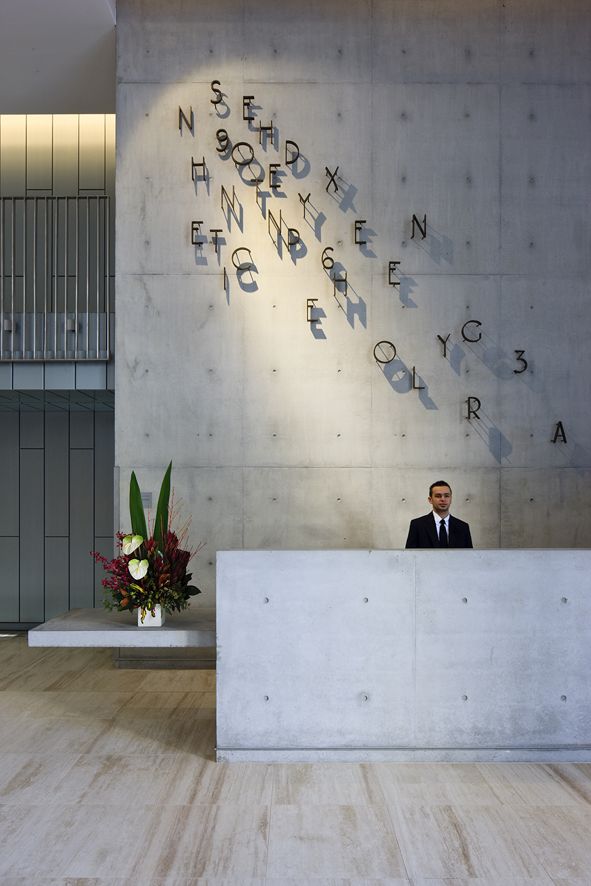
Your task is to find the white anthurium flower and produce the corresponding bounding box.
[128,558,149,579]
[122,534,143,555]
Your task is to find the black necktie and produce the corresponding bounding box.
[439,519,448,547]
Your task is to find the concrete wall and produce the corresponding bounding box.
[217,550,591,761]
[116,0,591,602]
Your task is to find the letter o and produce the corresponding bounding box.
[231,142,255,167]
[373,341,397,364]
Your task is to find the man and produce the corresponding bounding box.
[405,480,473,548]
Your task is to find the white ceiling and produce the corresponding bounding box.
[0,0,116,114]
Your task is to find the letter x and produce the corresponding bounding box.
[325,166,339,194]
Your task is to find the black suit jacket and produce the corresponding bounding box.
[405,513,473,549]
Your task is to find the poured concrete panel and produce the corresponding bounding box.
[501,85,591,276]
[117,0,247,84]
[115,275,245,468]
[373,0,500,85]
[217,550,416,749]
[243,0,372,84]
[501,0,591,85]
[500,468,591,549]
[372,84,501,276]
[244,467,373,550]
[217,549,591,760]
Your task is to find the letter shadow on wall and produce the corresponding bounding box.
[379,358,438,411]
[399,276,418,308]
[329,173,358,214]
[329,261,366,329]
[310,307,327,340]
[469,408,512,464]
[302,198,326,241]
[289,153,311,180]
[412,223,453,266]
[359,227,377,260]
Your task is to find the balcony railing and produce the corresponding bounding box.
[0,196,112,361]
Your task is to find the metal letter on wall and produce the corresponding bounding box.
[514,350,528,374]
[285,141,300,165]
[191,156,207,181]
[191,220,205,245]
[307,298,319,324]
[373,341,397,364]
[466,397,482,420]
[388,261,401,287]
[325,166,339,194]
[354,220,367,246]
[243,95,255,122]
[437,334,451,357]
[411,213,427,240]
[179,106,194,135]
[412,367,425,390]
[461,321,482,343]
[552,421,567,443]
[210,80,223,105]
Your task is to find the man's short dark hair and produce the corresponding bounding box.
[429,480,452,496]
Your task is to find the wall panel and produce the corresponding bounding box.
[52,115,79,195]
[19,449,44,622]
[26,115,53,191]
[79,115,106,191]
[69,448,95,609]
[0,115,26,195]
[45,537,69,619]
[0,538,19,621]
[45,412,69,536]
[0,412,19,535]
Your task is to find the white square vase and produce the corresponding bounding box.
[138,605,166,627]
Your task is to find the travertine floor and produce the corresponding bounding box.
[1,635,591,885]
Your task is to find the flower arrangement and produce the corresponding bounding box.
[92,462,200,623]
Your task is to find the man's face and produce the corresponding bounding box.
[429,485,452,516]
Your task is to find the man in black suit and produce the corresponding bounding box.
[405,480,473,548]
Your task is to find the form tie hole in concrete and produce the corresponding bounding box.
[462,597,468,604]
[264,695,270,702]
[363,597,369,603]
[561,695,567,702]
[361,693,369,702]
[462,695,468,701]
[263,597,270,604]
[561,597,568,604]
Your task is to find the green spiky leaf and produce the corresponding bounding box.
[154,461,172,551]
[129,471,148,540]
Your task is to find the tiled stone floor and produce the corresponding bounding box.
[1,634,591,884]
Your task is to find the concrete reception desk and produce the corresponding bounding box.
[216,550,591,762]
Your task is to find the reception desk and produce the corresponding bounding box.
[216,550,591,762]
